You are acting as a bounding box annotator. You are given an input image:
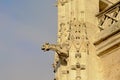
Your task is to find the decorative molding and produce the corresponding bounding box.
[71,63,86,70]
[94,21,120,56]
[96,1,120,30]
[57,0,68,6]
[94,21,120,45]
[96,1,120,17]
[61,70,69,74]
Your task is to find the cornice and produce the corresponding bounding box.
[94,21,120,56]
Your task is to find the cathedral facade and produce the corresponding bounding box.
[42,0,120,80]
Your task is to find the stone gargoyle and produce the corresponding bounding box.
[41,42,69,66]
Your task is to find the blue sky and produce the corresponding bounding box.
[0,0,57,80]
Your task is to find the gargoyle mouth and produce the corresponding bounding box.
[41,45,45,50]
[41,45,50,51]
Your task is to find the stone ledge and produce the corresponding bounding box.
[94,21,120,45]
[94,21,120,56]
[97,36,120,56]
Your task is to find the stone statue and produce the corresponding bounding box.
[41,43,69,65]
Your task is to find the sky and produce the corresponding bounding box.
[0,0,57,80]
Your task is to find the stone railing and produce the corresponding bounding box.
[94,21,120,56]
[96,1,120,31]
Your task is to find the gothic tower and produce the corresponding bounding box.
[41,0,120,80]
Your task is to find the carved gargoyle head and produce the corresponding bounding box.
[41,43,50,51]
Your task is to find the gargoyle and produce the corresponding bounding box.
[41,43,69,65]
[52,61,60,73]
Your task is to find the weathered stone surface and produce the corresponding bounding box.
[41,0,120,80]
[94,21,120,56]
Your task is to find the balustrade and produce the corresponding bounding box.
[96,1,120,31]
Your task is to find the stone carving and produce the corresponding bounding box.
[71,62,86,80]
[59,22,65,32]
[96,2,120,31]
[75,53,81,58]
[71,62,86,70]
[61,70,69,74]
[58,0,68,6]
[76,76,81,80]
[41,43,69,65]
[41,0,120,80]
[52,60,61,73]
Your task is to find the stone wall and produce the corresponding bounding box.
[101,47,120,80]
[94,21,120,80]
